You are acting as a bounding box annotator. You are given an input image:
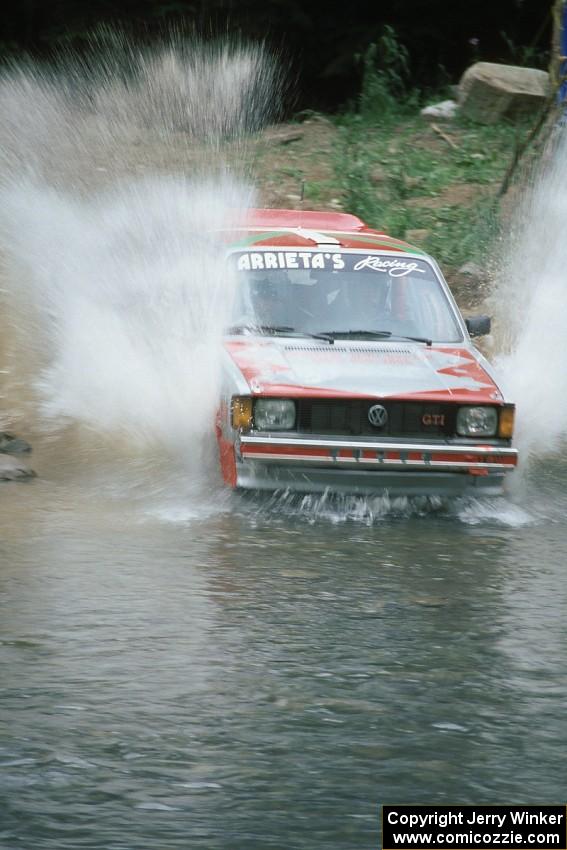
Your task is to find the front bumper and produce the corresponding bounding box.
[235,434,518,496]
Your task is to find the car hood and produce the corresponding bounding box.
[223,337,503,402]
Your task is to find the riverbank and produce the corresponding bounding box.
[251,106,545,307]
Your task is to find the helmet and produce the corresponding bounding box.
[250,277,283,324]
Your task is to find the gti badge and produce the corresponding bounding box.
[368,404,388,428]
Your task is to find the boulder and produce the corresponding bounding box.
[458,63,549,124]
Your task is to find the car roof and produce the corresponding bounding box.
[225,208,427,255]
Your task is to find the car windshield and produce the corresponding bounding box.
[228,249,463,343]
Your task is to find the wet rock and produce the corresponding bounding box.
[0,454,36,481]
[420,99,459,121]
[458,62,549,124]
[0,431,32,454]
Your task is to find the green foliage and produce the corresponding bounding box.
[334,111,535,270]
[425,198,501,268]
[499,31,550,70]
[357,27,415,123]
[0,1,552,112]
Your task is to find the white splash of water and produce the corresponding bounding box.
[0,38,281,189]
[491,126,567,467]
[0,177,251,452]
[241,489,448,525]
[455,496,534,527]
[0,38,278,475]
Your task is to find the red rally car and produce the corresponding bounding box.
[216,209,518,497]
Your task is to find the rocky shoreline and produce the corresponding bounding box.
[0,432,36,480]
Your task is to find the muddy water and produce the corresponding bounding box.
[1,38,567,850]
[1,439,567,850]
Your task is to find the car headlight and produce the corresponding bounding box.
[456,406,498,437]
[254,399,296,431]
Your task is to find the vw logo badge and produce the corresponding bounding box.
[368,404,388,428]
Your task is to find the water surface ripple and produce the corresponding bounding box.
[1,455,566,849]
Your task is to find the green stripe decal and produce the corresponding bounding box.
[328,231,427,254]
[229,231,294,248]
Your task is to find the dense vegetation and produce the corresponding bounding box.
[334,110,543,275]
[251,25,548,276]
[330,30,539,272]
[0,0,552,110]
[0,3,552,278]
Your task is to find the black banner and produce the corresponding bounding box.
[382,806,567,850]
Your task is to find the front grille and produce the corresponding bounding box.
[296,399,456,438]
[284,345,413,355]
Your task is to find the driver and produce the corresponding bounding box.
[251,278,285,326]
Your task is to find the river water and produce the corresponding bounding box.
[1,442,567,850]
[1,38,567,850]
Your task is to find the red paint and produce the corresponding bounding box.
[249,384,372,398]
[218,208,421,253]
[242,209,368,231]
[399,389,499,403]
[243,444,329,458]
[242,233,318,248]
[228,380,501,404]
[228,232,411,251]
[215,409,237,487]
[224,340,501,402]
[218,436,237,486]
[240,443,517,468]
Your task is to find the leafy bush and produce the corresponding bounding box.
[334,108,537,270]
[357,26,415,123]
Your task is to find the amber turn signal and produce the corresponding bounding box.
[231,396,253,430]
[498,405,515,439]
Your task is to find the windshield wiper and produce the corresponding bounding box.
[318,329,393,339]
[392,334,432,346]
[226,324,334,344]
[319,329,432,346]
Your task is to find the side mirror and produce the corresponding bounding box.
[465,315,491,337]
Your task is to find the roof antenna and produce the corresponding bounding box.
[300,179,305,206]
